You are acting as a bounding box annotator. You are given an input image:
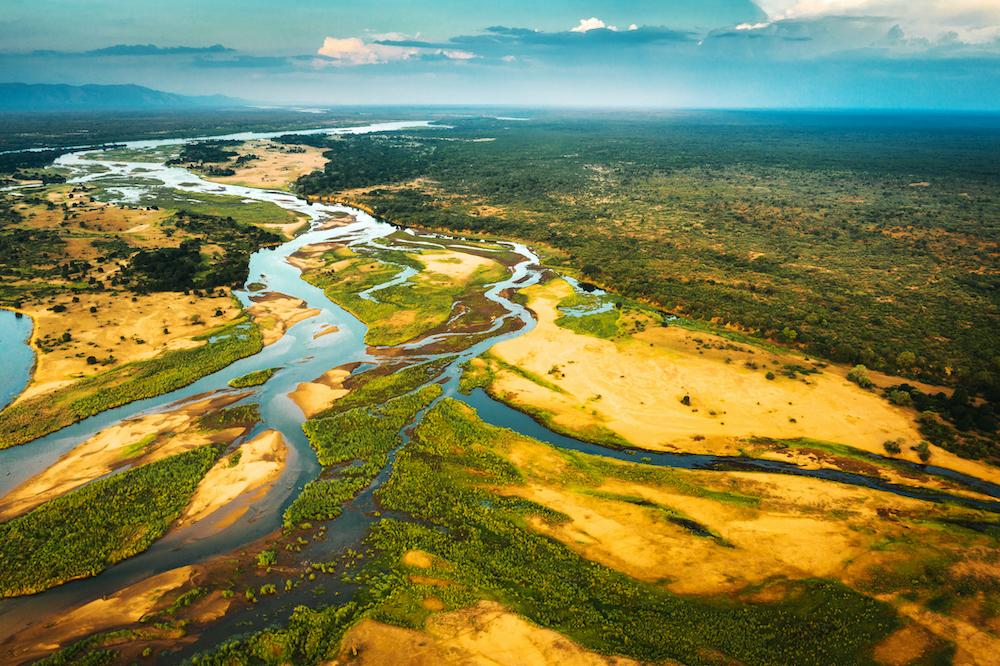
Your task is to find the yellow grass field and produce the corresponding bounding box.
[18,291,240,401]
[487,278,997,483]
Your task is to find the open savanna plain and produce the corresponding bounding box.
[0,111,997,666]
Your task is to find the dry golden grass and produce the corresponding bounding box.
[331,601,641,666]
[488,277,999,483]
[202,140,328,191]
[18,290,240,401]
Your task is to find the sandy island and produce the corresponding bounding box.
[248,291,320,346]
[289,367,352,418]
[177,429,288,528]
[0,392,251,520]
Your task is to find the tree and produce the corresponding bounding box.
[882,439,902,455]
[913,441,932,463]
[887,390,912,407]
[895,351,916,370]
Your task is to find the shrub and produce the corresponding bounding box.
[847,365,875,390]
[882,439,902,455]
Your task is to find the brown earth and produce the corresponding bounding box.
[331,601,642,666]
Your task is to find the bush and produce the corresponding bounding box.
[882,439,902,455]
[847,365,875,390]
[887,389,913,407]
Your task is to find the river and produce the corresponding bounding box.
[0,120,998,661]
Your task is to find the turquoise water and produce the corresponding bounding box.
[0,310,33,411]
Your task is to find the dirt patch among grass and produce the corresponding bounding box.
[332,601,640,666]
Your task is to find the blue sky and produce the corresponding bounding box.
[1,0,998,109]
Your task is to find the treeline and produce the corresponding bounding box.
[0,144,122,173]
[295,135,434,194]
[167,140,241,165]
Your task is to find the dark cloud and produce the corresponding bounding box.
[29,43,233,57]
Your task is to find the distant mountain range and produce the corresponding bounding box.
[0,83,243,111]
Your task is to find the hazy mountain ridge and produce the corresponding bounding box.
[0,82,242,111]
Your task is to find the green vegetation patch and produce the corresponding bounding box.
[303,249,506,346]
[0,445,222,597]
[0,319,263,449]
[554,308,620,339]
[229,367,279,388]
[317,358,451,419]
[368,399,898,664]
[304,384,442,467]
[284,384,442,528]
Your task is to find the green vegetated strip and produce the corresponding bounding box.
[0,319,263,449]
[192,398,901,665]
[0,445,222,598]
[283,383,442,528]
[302,249,506,346]
[229,367,279,388]
[553,289,621,339]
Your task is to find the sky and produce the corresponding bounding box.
[1,0,999,109]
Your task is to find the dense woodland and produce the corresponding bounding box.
[293,114,1000,412]
[124,210,280,291]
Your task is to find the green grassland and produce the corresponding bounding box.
[0,319,262,449]
[284,382,442,528]
[302,247,506,346]
[0,445,221,597]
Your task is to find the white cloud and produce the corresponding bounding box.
[442,49,477,60]
[318,37,417,64]
[571,17,615,32]
[317,37,477,66]
[753,0,1000,42]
